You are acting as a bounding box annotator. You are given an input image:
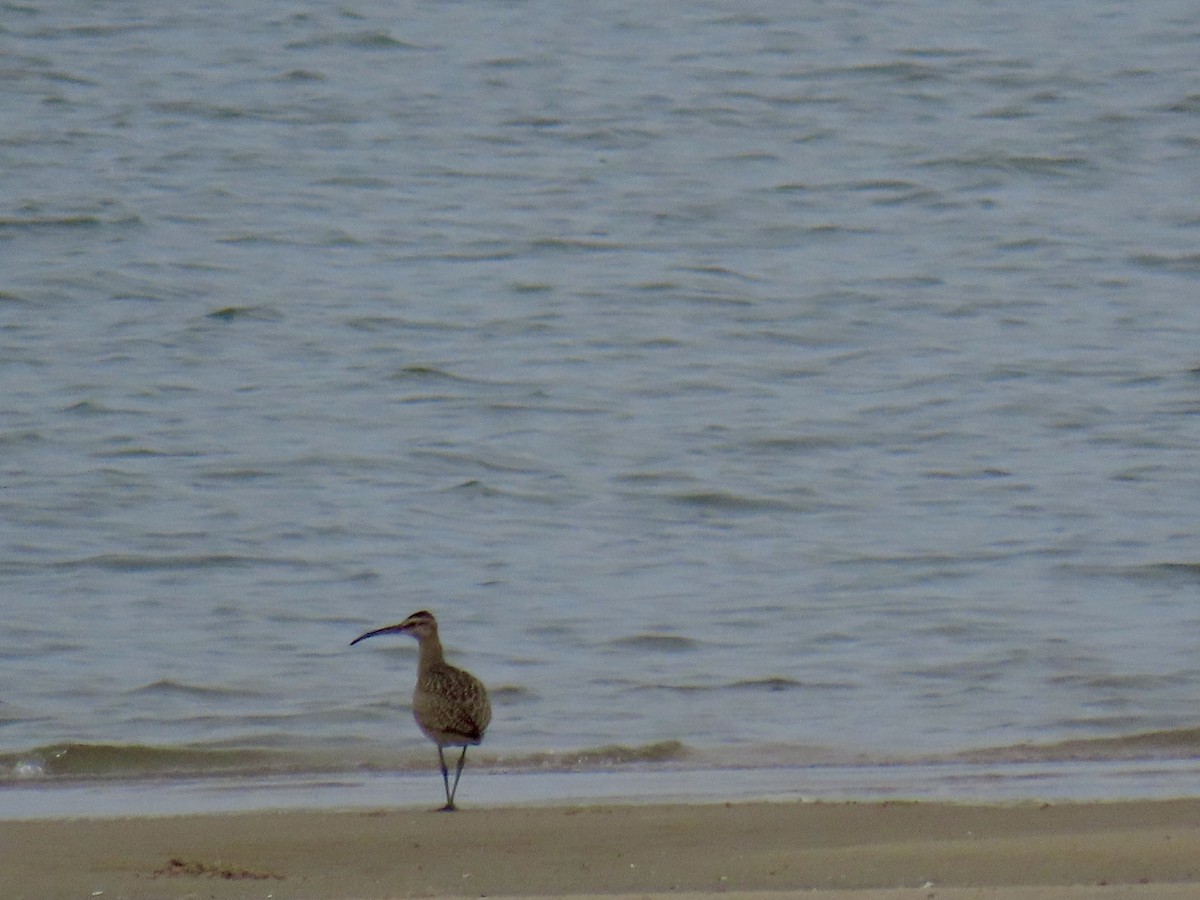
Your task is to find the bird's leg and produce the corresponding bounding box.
[437,746,456,811]
[446,745,469,808]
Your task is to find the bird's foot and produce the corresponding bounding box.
[436,802,458,812]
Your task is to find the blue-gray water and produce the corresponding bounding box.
[4,0,1200,809]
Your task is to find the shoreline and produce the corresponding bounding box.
[8,728,1200,822]
[3,797,1200,898]
[5,753,1200,821]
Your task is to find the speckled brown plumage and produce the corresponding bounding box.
[351,610,491,810]
[413,662,491,746]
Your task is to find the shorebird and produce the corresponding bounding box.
[351,610,491,811]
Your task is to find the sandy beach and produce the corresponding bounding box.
[3,797,1200,899]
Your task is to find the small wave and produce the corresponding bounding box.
[835,61,943,82]
[285,31,422,51]
[640,677,853,694]
[414,448,545,474]
[614,470,696,486]
[921,151,1090,177]
[665,490,806,514]
[62,399,119,415]
[1164,94,1200,113]
[640,683,717,694]
[125,680,267,700]
[1066,562,1200,585]
[0,701,39,726]
[1130,252,1200,274]
[503,115,566,129]
[195,466,276,482]
[0,290,30,306]
[607,634,701,653]
[0,215,104,230]
[95,446,202,459]
[490,685,539,704]
[743,435,857,453]
[477,56,543,70]
[1048,673,1183,691]
[388,365,522,389]
[677,263,761,283]
[730,677,805,692]
[515,741,690,770]
[218,231,298,245]
[154,99,247,121]
[0,740,692,783]
[53,553,276,572]
[1138,562,1200,582]
[205,305,283,322]
[0,429,43,446]
[280,68,325,82]
[926,467,1012,480]
[32,23,153,39]
[528,236,625,254]
[959,727,1200,765]
[0,743,292,781]
[442,479,562,506]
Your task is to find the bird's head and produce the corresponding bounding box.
[350,609,438,646]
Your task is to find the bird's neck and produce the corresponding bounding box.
[417,633,447,672]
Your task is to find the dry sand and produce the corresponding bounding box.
[3,798,1200,899]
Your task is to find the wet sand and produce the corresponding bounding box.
[3,798,1199,898]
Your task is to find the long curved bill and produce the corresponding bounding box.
[349,623,409,646]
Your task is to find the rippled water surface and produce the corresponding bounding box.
[3,0,1200,801]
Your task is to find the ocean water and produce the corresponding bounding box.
[4,0,1200,811]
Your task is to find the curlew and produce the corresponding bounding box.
[351,610,491,811]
